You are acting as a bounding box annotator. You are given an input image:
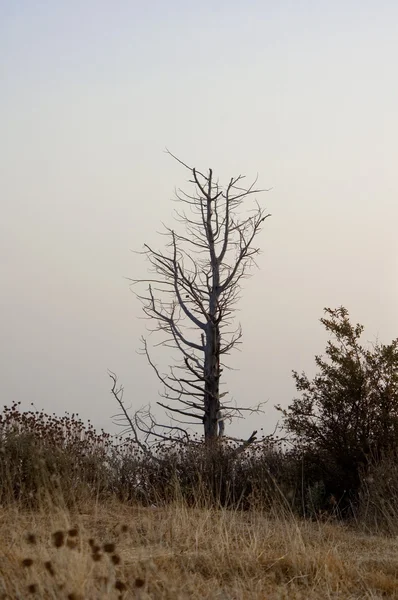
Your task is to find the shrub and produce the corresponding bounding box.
[277,307,398,513]
[0,402,112,507]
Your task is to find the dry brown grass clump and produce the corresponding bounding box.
[2,500,398,599]
[0,402,114,508]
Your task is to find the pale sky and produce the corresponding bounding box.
[1,1,397,439]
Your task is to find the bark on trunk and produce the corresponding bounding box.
[203,320,221,441]
[203,186,222,443]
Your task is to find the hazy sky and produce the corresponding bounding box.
[1,1,398,439]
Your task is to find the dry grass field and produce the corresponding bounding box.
[2,403,398,598]
[2,499,398,599]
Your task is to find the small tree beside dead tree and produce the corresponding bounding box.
[278,306,398,506]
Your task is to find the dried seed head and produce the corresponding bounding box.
[68,528,79,537]
[26,533,37,545]
[27,584,37,594]
[44,561,55,576]
[52,531,65,548]
[111,554,121,565]
[115,580,126,592]
[91,553,102,562]
[103,542,115,553]
[135,578,145,588]
[22,558,34,567]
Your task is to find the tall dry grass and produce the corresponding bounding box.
[3,499,398,599]
[2,402,398,598]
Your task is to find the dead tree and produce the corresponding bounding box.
[131,153,270,443]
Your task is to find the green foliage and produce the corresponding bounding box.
[278,307,398,506]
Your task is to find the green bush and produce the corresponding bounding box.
[277,307,398,514]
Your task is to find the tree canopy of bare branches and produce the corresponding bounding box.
[130,153,270,443]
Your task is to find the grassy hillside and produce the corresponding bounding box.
[2,500,398,599]
[2,402,398,598]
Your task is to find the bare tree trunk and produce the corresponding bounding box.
[203,178,222,442]
[203,317,221,441]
